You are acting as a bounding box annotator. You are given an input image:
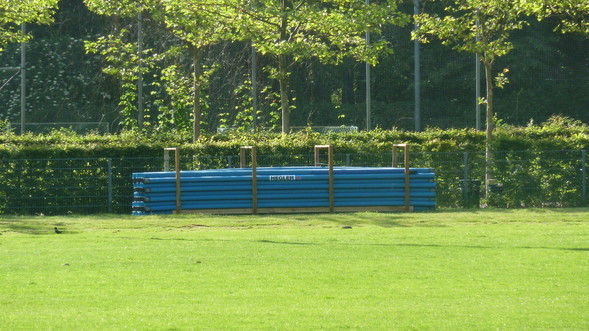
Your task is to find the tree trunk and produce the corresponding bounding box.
[279,53,290,133]
[192,46,203,142]
[483,59,494,196]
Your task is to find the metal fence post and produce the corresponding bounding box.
[107,158,113,213]
[582,150,587,205]
[463,152,469,205]
[228,155,232,168]
[345,153,351,166]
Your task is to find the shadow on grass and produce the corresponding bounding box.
[1,220,72,235]
[519,246,589,252]
[108,235,589,252]
[149,237,204,242]
[348,242,589,252]
[147,237,319,246]
[257,239,318,245]
[432,207,589,214]
[309,214,401,228]
[4,223,54,235]
[316,212,447,228]
[242,239,588,252]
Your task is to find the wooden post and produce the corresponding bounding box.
[239,147,247,168]
[314,145,334,212]
[164,151,170,171]
[240,146,257,213]
[164,148,181,213]
[314,147,320,167]
[393,144,410,211]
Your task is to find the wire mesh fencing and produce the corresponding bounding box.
[0,149,586,215]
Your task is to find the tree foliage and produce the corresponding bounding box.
[159,0,243,141]
[1,0,588,135]
[0,0,59,51]
[85,0,245,141]
[413,0,534,187]
[84,0,200,135]
[537,0,589,36]
[235,0,409,132]
[413,0,532,131]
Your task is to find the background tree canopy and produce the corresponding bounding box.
[0,0,58,51]
[0,0,587,135]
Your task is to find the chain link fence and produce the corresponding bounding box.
[0,149,586,215]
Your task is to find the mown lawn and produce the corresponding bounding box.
[0,209,587,330]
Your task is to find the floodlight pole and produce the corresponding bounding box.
[475,15,481,131]
[413,0,421,132]
[20,23,26,134]
[250,0,258,131]
[137,10,144,129]
[475,54,481,130]
[251,44,258,130]
[365,0,371,131]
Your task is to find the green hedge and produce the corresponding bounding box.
[0,116,587,214]
[1,116,588,159]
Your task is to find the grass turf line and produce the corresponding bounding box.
[0,209,587,329]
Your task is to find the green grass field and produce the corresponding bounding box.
[0,209,587,330]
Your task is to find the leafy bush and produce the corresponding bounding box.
[0,115,587,158]
[0,116,587,214]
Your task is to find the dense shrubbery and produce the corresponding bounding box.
[0,116,587,159]
[0,117,587,214]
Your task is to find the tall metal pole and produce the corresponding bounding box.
[582,150,587,205]
[475,54,481,130]
[413,0,421,132]
[137,11,144,129]
[107,158,113,213]
[475,53,481,131]
[475,15,481,131]
[365,0,371,131]
[251,44,258,130]
[250,0,259,131]
[20,23,26,134]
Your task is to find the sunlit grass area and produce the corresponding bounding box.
[1,209,587,329]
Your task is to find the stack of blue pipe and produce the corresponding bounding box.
[132,167,436,215]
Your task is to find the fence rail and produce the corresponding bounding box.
[0,149,587,215]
